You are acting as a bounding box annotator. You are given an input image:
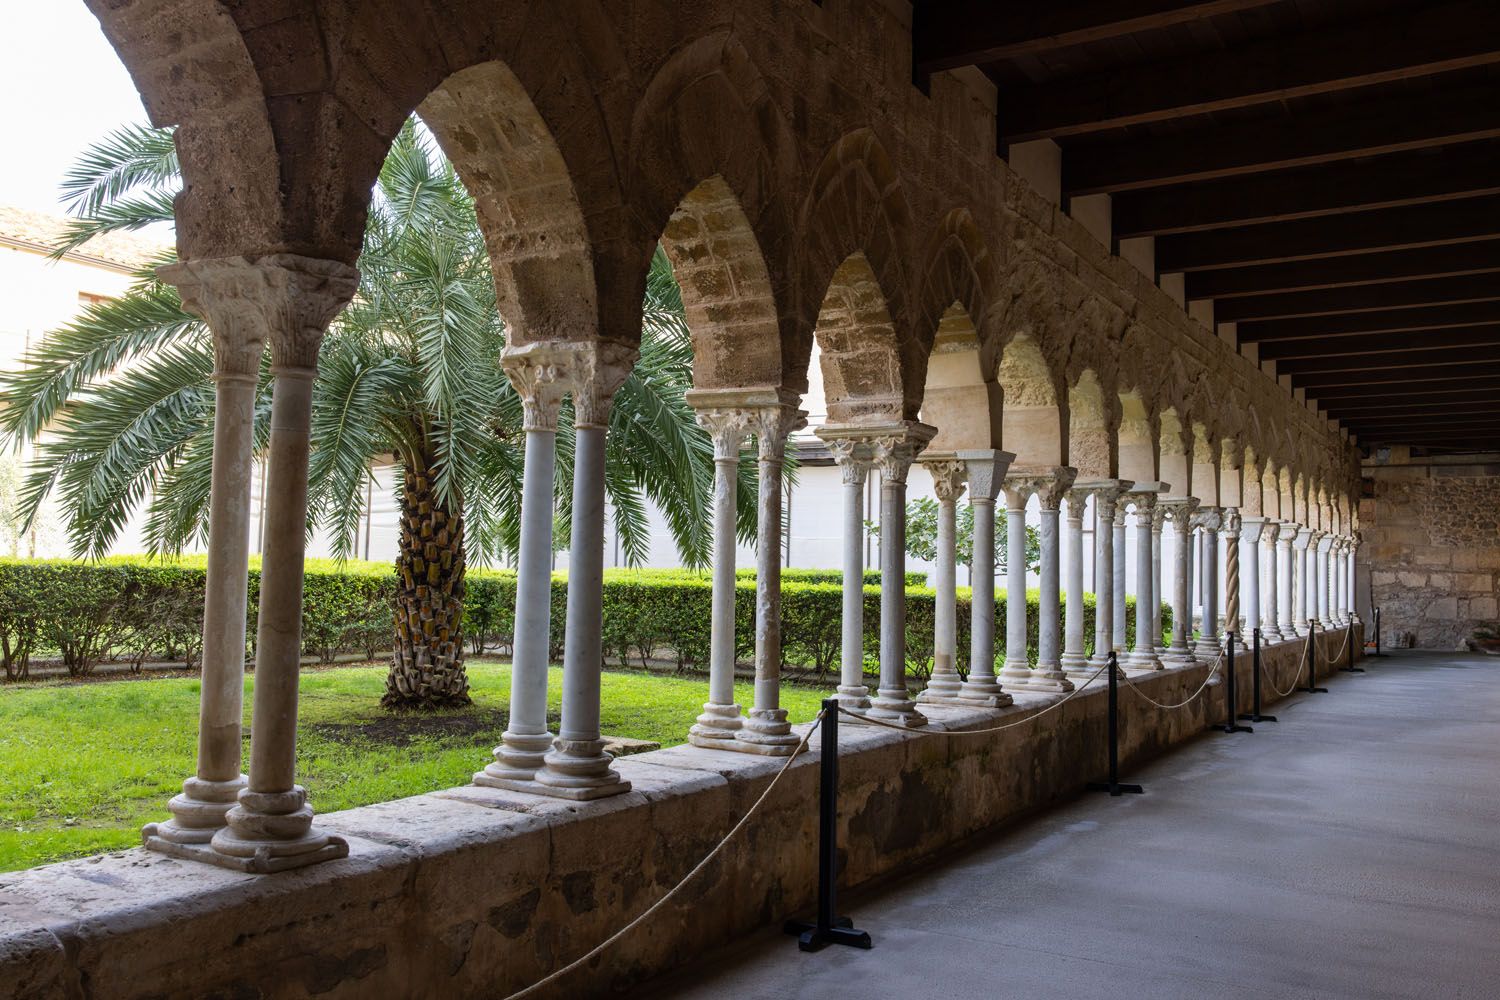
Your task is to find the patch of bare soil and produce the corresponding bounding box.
[308,709,562,749]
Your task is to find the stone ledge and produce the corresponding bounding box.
[0,629,1359,999]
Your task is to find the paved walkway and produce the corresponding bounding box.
[640,652,1500,1000]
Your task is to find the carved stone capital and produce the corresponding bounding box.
[826,438,872,486]
[1239,516,1268,544]
[1077,478,1133,521]
[502,341,581,432]
[1278,522,1300,544]
[823,421,936,487]
[925,460,968,503]
[957,448,1014,502]
[569,341,639,428]
[1151,505,1170,531]
[1191,507,1223,533]
[1219,508,1243,540]
[1160,497,1199,524]
[753,404,807,462]
[1063,488,1091,521]
[161,254,357,379]
[693,407,755,461]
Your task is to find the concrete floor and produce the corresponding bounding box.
[639,652,1500,1000]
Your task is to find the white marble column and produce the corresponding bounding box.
[1089,482,1131,666]
[1336,538,1350,625]
[532,343,636,799]
[918,461,967,705]
[478,344,574,787]
[1347,533,1361,622]
[684,408,750,749]
[1293,527,1312,634]
[1279,523,1298,637]
[1112,506,1129,656]
[1241,517,1264,640]
[998,477,1037,688]
[1060,488,1092,679]
[735,404,806,755]
[206,256,357,872]
[866,425,935,726]
[1193,509,1223,658]
[827,439,873,712]
[1316,533,1332,628]
[1163,499,1199,664]
[1129,494,1163,669]
[144,258,270,853]
[1261,523,1283,643]
[958,450,1013,706]
[1028,475,1074,691]
[1151,506,1167,654]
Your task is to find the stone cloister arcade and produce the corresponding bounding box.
[3,2,1383,996]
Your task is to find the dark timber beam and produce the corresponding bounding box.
[912,0,1281,74]
[1327,400,1500,418]
[1214,273,1500,323]
[1257,325,1500,361]
[1112,143,1500,239]
[1313,378,1500,402]
[1064,85,1500,196]
[997,0,1500,142]
[1347,418,1500,435]
[1185,241,1500,299]
[1294,361,1500,388]
[1238,303,1500,344]
[1276,345,1500,376]
[1155,196,1500,272]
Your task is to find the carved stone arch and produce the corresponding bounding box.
[1158,405,1192,499]
[1117,389,1160,485]
[1191,421,1221,506]
[813,253,906,424]
[914,208,1004,374]
[799,129,919,417]
[1068,368,1118,479]
[919,304,1003,453]
[626,31,799,389]
[86,0,283,259]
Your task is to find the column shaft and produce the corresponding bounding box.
[919,461,967,704]
[832,444,871,709]
[1060,490,1091,677]
[1112,511,1128,654]
[866,429,932,725]
[1165,501,1198,664]
[1129,497,1162,668]
[998,483,1033,685]
[686,411,747,748]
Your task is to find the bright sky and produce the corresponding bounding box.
[0,4,149,216]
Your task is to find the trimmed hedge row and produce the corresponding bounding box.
[0,558,1165,683]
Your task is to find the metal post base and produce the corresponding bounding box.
[1085,780,1144,797]
[1339,665,1366,673]
[783,917,873,952]
[1210,721,1254,734]
[1238,711,1278,723]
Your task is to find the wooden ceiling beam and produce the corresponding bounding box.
[1064,84,1500,196]
[1256,325,1500,361]
[1312,378,1500,402]
[913,0,1281,75]
[1294,360,1500,388]
[1237,302,1500,343]
[1184,240,1500,299]
[1214,273,1500,323]
[1112,142,1500,239]
[1276,344,1500,376]
[1155,195,1500,272]
[997,0,1500,143]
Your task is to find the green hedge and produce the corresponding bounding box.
[0,557,1166,683]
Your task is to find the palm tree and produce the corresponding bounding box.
[0,120,755,709]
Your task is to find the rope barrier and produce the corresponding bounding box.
[1264,635,1310,699]
[1117,651,1224,710]
[502,708,826,1000]
[840,659,1108,736]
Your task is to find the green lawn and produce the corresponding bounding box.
[0,661,833,873]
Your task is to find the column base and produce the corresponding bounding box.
[1163,644,1198,667]
[1128,650,1164,670]
[997,659,1032,688]
[531,739,632,800]
[687,701,744,748]
[474,730,554,787]
[1013,665,1073,693]
[731,708,801,756]
[1059,652,1094,681]
[1260,626,1284,644]
[863,687,928,727]
[184,786,350,874]
[917,669,964,704]
[957,675,1014,707]
[142,774,247,848]
[833,685,873,722]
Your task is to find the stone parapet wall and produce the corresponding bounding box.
[1,628,1359,1000]
[1362,464,1500,649]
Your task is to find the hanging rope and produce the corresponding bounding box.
[841,659,1108,736]
[1118,651,1224,710]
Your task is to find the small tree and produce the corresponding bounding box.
[869,497,1041,574]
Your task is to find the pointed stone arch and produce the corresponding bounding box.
[1068,369,1117,479]
[813,253,906,424]
[799,130,919,417]
[919,304,1003,452]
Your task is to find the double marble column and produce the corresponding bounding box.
[1151,506,1167,656]
[955,450,1013,706]
[918,460,968,704]
[681,391,805,755]
[1293,527,1313,634]
[1161,498,1199,665]
[146,254,358,871]
[1192,508,1223,658]
[1315,532,1332,629]
[1084,481,1131,667]
[1279,523,1299,637]
[828,437,875,713]
[1059,488,1094,680]
[1261,522,1284,642]
[1125,485,1165,670]
[997,469,1075,692]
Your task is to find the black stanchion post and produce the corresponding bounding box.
[784,700,871,952]
[1239,627,1277,724]
[1340,617,1364,673]
[1211,631,1253,733]
[1086,652,1143,797]
[1305,622,1328,694]
[1370,607,1386,657]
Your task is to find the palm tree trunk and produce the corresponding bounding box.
[383,448,471,709]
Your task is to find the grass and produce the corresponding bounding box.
[0,660,833,873]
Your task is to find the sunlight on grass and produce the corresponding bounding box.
[0,661,833,872]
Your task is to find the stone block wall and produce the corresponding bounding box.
[0,630,1358,1000]
[1362,462,1500,649]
